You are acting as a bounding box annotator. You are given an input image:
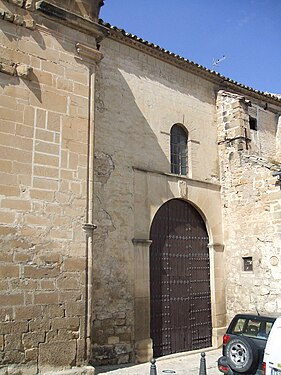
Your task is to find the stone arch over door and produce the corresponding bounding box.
[150,198,212,357]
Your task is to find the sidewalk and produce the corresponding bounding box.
[95,348,221,375]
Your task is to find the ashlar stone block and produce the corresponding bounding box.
[38,341,77,369]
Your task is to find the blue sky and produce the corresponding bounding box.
[100,0,281,94]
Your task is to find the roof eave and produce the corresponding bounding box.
[100,20,281,107]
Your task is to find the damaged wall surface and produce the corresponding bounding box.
[217,91,281,318]
[0,0,281,373]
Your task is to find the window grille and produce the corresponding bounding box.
[170,124,188,175]
[243,256,253,272]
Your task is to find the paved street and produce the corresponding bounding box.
[95,348,221,375]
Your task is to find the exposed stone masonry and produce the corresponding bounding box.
[217,91,281,320]
[0,0,104,372]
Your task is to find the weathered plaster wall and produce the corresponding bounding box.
[0,1,103,372]
[92,36,224,364]
[217,91,281,322]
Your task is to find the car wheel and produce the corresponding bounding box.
[225,337,258,373]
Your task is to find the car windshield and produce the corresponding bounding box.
[231,318,274,339]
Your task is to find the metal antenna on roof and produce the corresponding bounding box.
[212,55,226,70]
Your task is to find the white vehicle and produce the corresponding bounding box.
[262,316,281,375]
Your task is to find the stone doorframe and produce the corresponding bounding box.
[132,168,226,362]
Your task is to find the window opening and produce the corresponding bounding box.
[232,318,273,340]
[170,124,188,175]
[243,256,253,272]
[249,116,257,131]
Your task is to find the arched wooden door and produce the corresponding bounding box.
[150,199,212,357]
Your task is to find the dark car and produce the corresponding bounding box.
[218,313,277,375]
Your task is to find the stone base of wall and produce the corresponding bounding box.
[135,338,153,364]
[212,326,227,348]
[0,365,95,375]
[91,343,132,366]
[43,366,95,375]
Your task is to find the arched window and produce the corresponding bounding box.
[170,124,188,175]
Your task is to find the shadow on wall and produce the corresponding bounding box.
[113,43,216,106]
[0,1,101,101]
[0,1,105,370]
[0,1,46,101]
[93,54,175,248]
[91,47,188,364]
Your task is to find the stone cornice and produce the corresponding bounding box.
[133,167,221,191]
[101,22,281,107]
[36,1,109,41]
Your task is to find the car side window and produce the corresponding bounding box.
[265,322,274,336]
[230,316,276,340]
[244,319,261,337]
[232,318,246,333]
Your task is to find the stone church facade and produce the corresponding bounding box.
[0,0,280,373]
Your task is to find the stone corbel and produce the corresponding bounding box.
[0,6,36,29]
[16,64,33,79]
[0,59,33,80]
[76,43,103,63]
[0,59,16,76]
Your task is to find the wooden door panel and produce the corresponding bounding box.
[150,199,212,357]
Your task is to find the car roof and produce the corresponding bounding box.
[235,312,281,319]
[231,313,279,321]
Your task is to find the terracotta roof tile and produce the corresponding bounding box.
[99,19,281,104]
